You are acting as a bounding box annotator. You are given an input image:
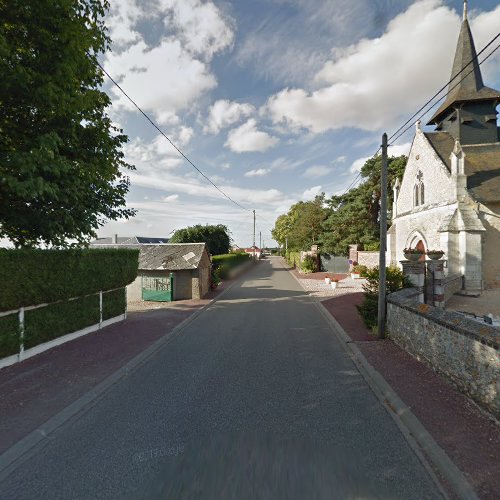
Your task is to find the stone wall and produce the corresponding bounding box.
[387,288,499,417]
[357,251,379,268]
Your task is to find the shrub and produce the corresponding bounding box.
[212,252,250,270]
[301,255,317,273]
[363,242,380,251]
[352,264,369,277]
[0,248,139,311]
[357,266,411,330]
[285,251,301,268]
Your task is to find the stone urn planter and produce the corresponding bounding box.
[351,272,360,279]
[324,277,331,284]
[330,281,338,289]
[426,251,444,260]
[403,253,421,261]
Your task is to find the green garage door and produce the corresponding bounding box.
[141,274,174,302]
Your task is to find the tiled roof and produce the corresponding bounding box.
[90,236,169,245]
[137,243,207,270]
[424,132,500,203]
[90,243,208,270]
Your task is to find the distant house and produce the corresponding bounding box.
[128,243,211,301]
[90,235,169,245]
[243,246,261,259]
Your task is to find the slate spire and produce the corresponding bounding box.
[428,1,500,126]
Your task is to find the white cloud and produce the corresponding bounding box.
[302,165,332,178]
[348,141,411,175]
[302,185,323,200]
[204,100,255,134]
[245,168,270,177]
[105,0,234,124]
[265,1,500,134]
[105,39,216,122]
[388,142,411,156]
[225,119,279,153]
[158,0,235,61]
[335,155,347,163]
[162,194,179,202]
[349,157,370,174]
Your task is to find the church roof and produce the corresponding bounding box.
[428,14,500,124]
[424,131,500,203]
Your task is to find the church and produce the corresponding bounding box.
[388,1,500,292]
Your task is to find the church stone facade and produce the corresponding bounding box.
[388,2,500,291]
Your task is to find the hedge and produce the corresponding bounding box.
[211,253,250,269]
[1,287,127,357]
[0,248,139,312]
[0,314,20,358]
[102,288,126,320]
[24,294,101,349]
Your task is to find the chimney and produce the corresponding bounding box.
[112,234,118,244]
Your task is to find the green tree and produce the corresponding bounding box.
[272,194,327,251]
[170,224,231,255]
[0,0,135,247]
[320,155,406,256]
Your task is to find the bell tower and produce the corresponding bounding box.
[427,1,500,145]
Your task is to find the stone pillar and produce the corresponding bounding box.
[426,260,445,308]
[401,260,425,303]
[349,244,359,270]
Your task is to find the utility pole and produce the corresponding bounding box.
[259,231,262,251]
[253,209,256,260]
[378,133,388,339]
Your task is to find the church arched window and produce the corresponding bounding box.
[414,171,424,207]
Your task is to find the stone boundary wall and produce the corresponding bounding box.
[387,288,499,417]
[357,251,379,268]
[443,273,463,302]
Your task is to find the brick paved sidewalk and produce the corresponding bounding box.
[313,279,499,498]
[0,281,230,455]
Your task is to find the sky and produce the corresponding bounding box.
[97,0,500,248]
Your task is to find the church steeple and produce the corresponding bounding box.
[427,1,500,144]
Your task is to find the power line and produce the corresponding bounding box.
[389,39,500,145]
[337,31,500,199]
[387,30,500,144]
[93,59,251,213]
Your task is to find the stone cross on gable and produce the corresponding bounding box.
[416,170,423,182]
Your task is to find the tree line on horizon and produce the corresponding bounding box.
[272,155,407,256]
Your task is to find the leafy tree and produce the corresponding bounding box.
[0,0,135,247]
[170,224,231,255]
[272,194,328,251]
[320,155,406,256]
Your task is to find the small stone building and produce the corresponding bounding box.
[126,243,211,301]
[388,5,500,292]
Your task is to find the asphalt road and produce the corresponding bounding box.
[1,258,441,499]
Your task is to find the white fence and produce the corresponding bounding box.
[0,288,127,370]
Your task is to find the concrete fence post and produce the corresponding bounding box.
[18,307,25,362]
[401,260,425,303]
[99,290,103,329]
[426,260,445,308]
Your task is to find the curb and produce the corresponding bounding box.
[285,260,478,500]
[0,273,245,482]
